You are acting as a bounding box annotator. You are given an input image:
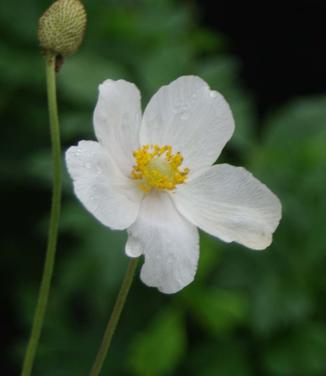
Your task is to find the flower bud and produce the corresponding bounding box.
[38,0,87,57]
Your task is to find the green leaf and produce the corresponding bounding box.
[128,308,186,376]
[185,287,248,335]
[264,323,326,375]
[187,340,251,376]
[195,233,222,282]
[60,54,127,105]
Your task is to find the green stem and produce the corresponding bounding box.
[21,55,62,376]
[90,258,139,376]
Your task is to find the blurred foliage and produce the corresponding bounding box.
[1,0,326,375]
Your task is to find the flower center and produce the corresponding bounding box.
[131,145,189,192]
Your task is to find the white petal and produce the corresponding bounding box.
[65,141,142,230]
[126,192,199,293]
[93,79,142,176]
[125,235,143,258]
[173,164,281,250]
[140,76,234,173]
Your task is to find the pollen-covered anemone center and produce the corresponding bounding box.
[131,145,189,192]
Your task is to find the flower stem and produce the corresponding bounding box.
[90,258,139,376]
[21,55,62,376]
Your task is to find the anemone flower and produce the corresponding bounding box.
[66,76,281,293]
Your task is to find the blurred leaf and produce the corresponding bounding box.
[0,45,43,87]
[187,340,251,376]
[60,111,93,140]
[247,96,326,336]
[0,0,42,43]
[128,308,186,376]
[60,54,127,105]
[197,56,240,93]
[190,29,227,53]
[195,233,222,282]
[185,287,248,335]
[251,275,314,336]
[254,96,326,183]
[139,44,193,99]
[263,323,326,376]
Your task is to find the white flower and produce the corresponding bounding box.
[65,76,281,294]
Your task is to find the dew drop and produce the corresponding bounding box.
[174,102,189,113]
[210,91,217,98]
[166,258,173,267]
[173,103,190,120]
[95,166,102,176]
[180,112,189,120]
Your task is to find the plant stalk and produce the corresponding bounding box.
[90,258,139,376]
[21,54,62,376]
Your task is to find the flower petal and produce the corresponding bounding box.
[126,192,199,293]
[173,164,281,250]
[66,140,142,230]
[93,79,142,176]
[140,76,234,173]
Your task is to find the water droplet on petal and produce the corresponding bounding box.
[174,102,189,114]
[180,112,189,120]
[95,166,102,176]
[173,103,190,120]
[210,91,217,98]
[166,258,173,267]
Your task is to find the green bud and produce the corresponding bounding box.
[38,0,87,57]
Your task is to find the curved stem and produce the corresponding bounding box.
[21,55,62,376]
[90,258,139,376]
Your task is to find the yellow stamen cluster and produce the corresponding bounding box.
[131,145,189,192]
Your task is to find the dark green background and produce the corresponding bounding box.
[1,0,326,375]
